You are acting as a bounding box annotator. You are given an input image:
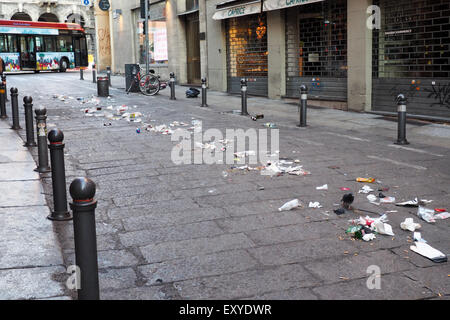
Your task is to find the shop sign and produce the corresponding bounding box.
[212,2,261,20]
[263,0,324,11]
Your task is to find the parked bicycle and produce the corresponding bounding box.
[126,65,167,96]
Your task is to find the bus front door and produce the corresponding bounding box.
[19,36,36,69]
[73,36,88,67]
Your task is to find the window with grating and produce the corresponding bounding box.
[286,0,347,78]
[226,14,268,78]
[373,0,450,78]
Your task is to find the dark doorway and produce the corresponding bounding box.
[185,12,201,84]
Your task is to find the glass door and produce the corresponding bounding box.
[19,36,36,69]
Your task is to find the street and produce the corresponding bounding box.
[3,71,450,300]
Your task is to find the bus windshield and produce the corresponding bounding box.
[0,19,88,73]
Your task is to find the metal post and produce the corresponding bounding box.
[201,77,207,107]
[395,94,409,145]
[10,88,21,130]
[34,107,50,173]
[240,78,248,116]
[106,66,111,87]
[92,64,97,83]
[23,96,37,147]
[47,129,72,221]
[298,84,308,127]
[144,0,149,75]
[80,67,84,80]
[169,72,176,100]
[0,75,7,119]
[69,177,100,300]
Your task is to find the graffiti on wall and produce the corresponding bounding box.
[97,27,111,57]
[425,82,450,109]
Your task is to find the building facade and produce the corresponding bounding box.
[108,0,450,119]
[0,0,96,57]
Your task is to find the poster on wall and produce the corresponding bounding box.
[153,28,168,61]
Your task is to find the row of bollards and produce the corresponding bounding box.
[0,81,100,300]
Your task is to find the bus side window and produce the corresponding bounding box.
[35,36,44,52]
[0,35,7,53]
[57,36,72,52]
[44,36,55,52]
[7,35,17,52]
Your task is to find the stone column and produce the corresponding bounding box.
[347,0,373,112]
[267,10,286,99]
[94,2,112,72]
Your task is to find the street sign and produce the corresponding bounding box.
[81,0,91,6]
[99,0,110,11]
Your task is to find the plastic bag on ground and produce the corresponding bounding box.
[316,184,328,190]
[373,221,395,236]
[308,201,323,209]
[400,218,421,232]
[363,234,376,241]
[358,185,374,194]
[278,199,301,212]
[417,206,436,223]
[379,196,396,204]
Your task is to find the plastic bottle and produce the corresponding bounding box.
[278,199,300,211]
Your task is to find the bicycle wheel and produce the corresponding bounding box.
[139,74,160,96]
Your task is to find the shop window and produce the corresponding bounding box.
[373,0,450,78]
[137,20,168,65]
[226,14,268,78]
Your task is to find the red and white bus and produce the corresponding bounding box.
[0,19,88,73]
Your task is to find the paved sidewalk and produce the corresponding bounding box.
[0,120,69,300]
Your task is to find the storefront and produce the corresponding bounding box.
[282,0,348,100]
[372,0,450,118]
[134,0,169,74]
[214,0,268,96]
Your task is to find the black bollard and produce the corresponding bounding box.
[92,65,96,83]
[80,67,84,80]
[47,129,72,221]
[395,94,409,145]
[240,78,248,116]
[10,88,21,130]
[69,177,100,300]
[297,84,308,127]
[201,77,208,107]
[0,75,7,119]
[23,96,37,147]
[169,72,176,100]
[106,66,111,87]
[34,107,51,173]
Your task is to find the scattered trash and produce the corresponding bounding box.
[308,202,323,209]
[379,192,385,198]
[251,114,264,121]
[316,184,328,190]
[413,232,427,243]
[136,128,141,134]
[340,187,351,191]
[352,177,375,183]
[186,88,200,98]
[334,208,346,215]
[379,196,396,204]
[263,123,276,128]
[278,199,301,212]
[417,206,436,223]
[373,220,395,236]
[358,185,374,194]
[363,234,376,242]
[400,218,421,232]
[395,198,433,207]
[435,211,450,220]
[410,241,447,263]
[367,194,379,205]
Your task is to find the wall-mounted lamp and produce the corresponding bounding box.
[113,9,122,19]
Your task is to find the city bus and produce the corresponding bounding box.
[0,19,88,73]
